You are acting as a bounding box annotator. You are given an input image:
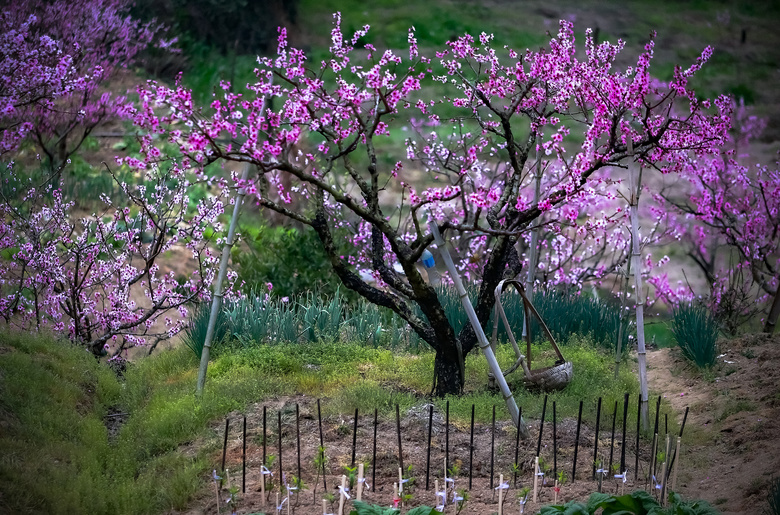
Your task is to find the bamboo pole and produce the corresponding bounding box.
[614,259,631,379]
[523,131,544,339]
[627,138,650,429]
[338,475,346,515]
[357,463,364,501]
[498,474,505,515]
[533,457,540,503]
[428,217,528,436]
[670,436,681,493]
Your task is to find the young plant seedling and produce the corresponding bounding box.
[453,488,468,515]
[518,487,531,514]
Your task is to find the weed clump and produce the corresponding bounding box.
[671,303,719,368]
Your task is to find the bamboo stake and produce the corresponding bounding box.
[627,138,650,429]
[670,436,681,493]
[260,465,266,505]
[661,435,671,504]
[554,479,558,504]
[435,479,442,508]
[498,474,505,515]
[357,463,364,501]
[338,475,346,515]
[398,467,404,507]
[533,457,540,503]
[195,67,270,394]
[393,482,400,509]
[322,499,327,515]
[429,217,527,436]
[614,258,631,379]
[214,471,221,515]
[523,130,544,339]
[469,404,475,490]
[597,458,604,493]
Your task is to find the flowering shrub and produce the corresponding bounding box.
[0,0,222,357]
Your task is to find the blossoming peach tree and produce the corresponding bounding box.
[128,15,730,395]
[0,0,222,358]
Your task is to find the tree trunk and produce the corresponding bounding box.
[433,349,464,396]
[764,280,780,334]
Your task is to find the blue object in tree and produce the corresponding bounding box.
[422,249,435,269]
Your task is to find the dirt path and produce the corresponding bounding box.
[645,334,780,514]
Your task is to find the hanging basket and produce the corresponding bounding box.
[491,279,574,392]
